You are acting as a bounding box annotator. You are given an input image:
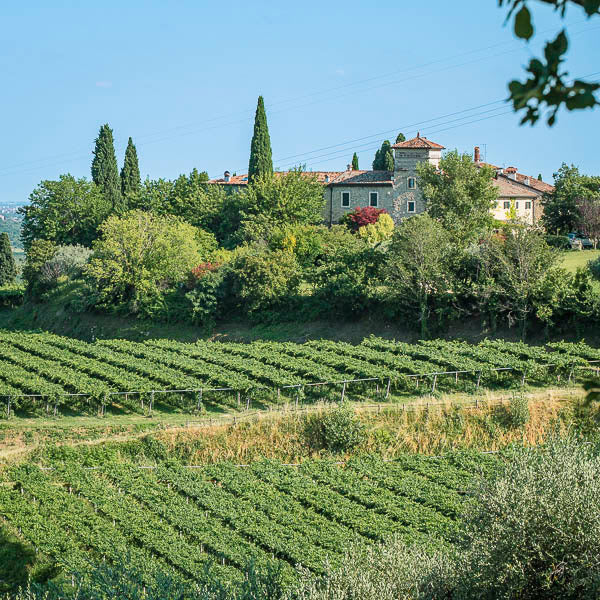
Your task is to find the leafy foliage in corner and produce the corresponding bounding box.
[457,437,600,598]
[499,0,600,125]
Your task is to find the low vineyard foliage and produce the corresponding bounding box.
[0,331,597,418]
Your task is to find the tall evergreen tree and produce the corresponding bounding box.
[395,132,406,144]
[351,152,359,170]
[373,140,394,171]
[92,124,122,212]
[0,232,17,286]
[538,173,543,181]
[121,137,141,201]
[382,140,394,171]
[248,96,273,182]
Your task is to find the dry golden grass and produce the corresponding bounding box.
[153,391,578,464]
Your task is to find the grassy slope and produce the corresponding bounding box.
[2,294,599,346]
[560,248,600,292]
[0,388,584,467]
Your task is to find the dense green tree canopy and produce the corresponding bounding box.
[482,226,557,337]
[543,163,600,233]
[85,210,204,314]
[386,214,454,337]
[248,96,273,182]
[20,175,110,250]
[0,232,17,286]
[236,169,325,243]
[91,124,123,211]
[230,247,300,315]
[417,150,497,239]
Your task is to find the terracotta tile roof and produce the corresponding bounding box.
[477,162,554,194]
[493,176,539,198]
[391,134,445,150]
[208,171,345,185]
[207,170,393,186]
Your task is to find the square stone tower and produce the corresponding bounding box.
[390,133,445,221]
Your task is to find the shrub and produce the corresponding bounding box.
[589,255,600,281]
[293,536,455,600]
[22,239,57,297]
[357,213,395,245]
[185,267,225,329]
[546,234,571,249]
[457,438,600,599]
[340,206,388,232]
[494,393,530,430]
[304,403,366,453]
[230,247,301,317]
[0,285,25,307]
[39,244,92,286]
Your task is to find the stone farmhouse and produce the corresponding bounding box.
[208,134,554,225]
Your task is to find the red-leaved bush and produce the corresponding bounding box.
[187,262,221,288]
[340,206,388,232]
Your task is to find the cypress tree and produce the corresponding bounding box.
[121,137,141,200]
[382,140,394,171]
[248,96,273,182]
[395,132,406,144]
[352,153,359,170]
[0,233,17,286]
[92,124,122,211]
[373,140,394,170]
[372,148,381,170]
[538,173,543,181]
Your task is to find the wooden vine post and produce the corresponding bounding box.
[340,381,347,402]
[385,377,391,399]
[476,371,482,391]
[196,389,203,412]
[431,374,438,395]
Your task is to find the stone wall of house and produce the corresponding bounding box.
[327,185,395,224]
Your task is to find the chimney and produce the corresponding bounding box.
[474,146,481,163]
[416,131,420,138]
[505,166,517,180]
[347,164,352,171]
[324,175,330,183]
[223,170,231,182]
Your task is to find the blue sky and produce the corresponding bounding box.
[1,0,599,203]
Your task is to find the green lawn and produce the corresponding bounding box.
[560,249,600,273]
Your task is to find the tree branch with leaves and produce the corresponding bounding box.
[499,0,600,125]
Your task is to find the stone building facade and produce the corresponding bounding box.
[208,134,552,225]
